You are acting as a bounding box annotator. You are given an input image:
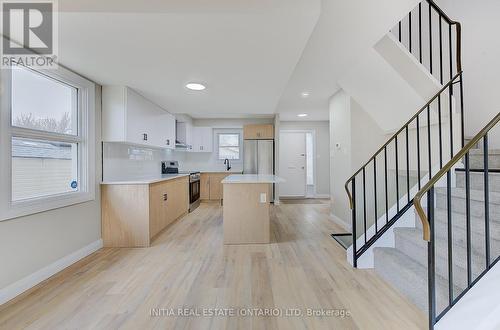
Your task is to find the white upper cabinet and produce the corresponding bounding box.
[102,86,175,149]
[192,127,213,152]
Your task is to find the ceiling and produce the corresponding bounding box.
[56,0,320,119]
[277,0,419,121]
[53,0,416,122]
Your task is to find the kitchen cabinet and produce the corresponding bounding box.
[243,124,274,140]
[200,173,210,200]
[102,176,189,247]
[192,127,213,152]
[199,172,233,201]
[102,86,175,149]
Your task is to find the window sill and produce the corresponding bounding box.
[0,191,95,222]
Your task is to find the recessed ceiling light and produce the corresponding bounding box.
[297,113,308,117]
[186,83,206,91]
[301,92,310,98]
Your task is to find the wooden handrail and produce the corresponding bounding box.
[414,112,500,241]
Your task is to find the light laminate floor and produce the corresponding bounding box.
[0,202,426,329]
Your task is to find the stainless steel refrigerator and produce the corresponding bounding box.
[243,139,274,199]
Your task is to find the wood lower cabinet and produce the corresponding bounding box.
[199,172,236,201]
[200,173,210,200]
[243,124,274,140]
[102,176,189,247]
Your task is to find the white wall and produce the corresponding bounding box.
[0,86,102,297]
[279,121,330,196]
[329,91,352,229]
[436,0,500,148]
[329,90,388,229]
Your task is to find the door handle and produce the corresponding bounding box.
[163,193,168,201]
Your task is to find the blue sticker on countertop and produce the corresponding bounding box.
[71,181,78,189]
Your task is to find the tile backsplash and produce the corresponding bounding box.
[102,140,243,182]
[102,143,174,181]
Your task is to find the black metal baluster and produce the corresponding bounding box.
[460,73,465,148]
[447,170,454,304]
[449,84,454,158]
[399,21,402,42]
[409,11,412,53]
[429,3,433,75]
[465,152,472,285]
[374,158,378,233]
[417,116,421,189]
[428,186,436,330]
[449,24,453,80]
[438,95,443,167]
[484,135,490,268]
[439,16,444,84]
[406,126,410,203]
[419,3,423,63]
[395,136,400,211]
[363,168,367,243]
[428,106,432,179]
[385,147,389,224]
[352,178,357,268]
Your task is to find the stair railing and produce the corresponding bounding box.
[345,0,463,267]
[414,112,500,330]
[393,0,462,85]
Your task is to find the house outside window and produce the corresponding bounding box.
[0,64,96,221]
[218,133,240,160]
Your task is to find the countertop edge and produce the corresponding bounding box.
[101,174,190,185]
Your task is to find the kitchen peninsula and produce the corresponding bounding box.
[222,174,284,244]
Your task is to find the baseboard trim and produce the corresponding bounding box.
[314,194,331,199]
[0,239,103,306]
[330,212,350,232]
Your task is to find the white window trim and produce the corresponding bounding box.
[217,132,242,161]
[0,65,96,221]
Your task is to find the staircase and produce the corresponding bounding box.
[341,0,500,328]
[374,146,500,315]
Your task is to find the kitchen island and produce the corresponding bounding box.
[221,174,284,244]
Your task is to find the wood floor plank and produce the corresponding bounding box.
[0,202,426,330]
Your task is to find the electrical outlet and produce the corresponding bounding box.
[260,193,267,203]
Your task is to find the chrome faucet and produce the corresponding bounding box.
[224,158,231,171]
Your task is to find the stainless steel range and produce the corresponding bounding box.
[161,161,200,212]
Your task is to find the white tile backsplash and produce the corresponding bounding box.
[103,139,243,182]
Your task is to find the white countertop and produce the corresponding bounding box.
[221,174,285,184]
[101,173,189,185]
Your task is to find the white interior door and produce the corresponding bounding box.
[279,132,306,197]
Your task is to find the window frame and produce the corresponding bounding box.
[217,132,241,161]
[0,64,96,221]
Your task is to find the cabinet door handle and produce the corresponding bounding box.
[163,193,168,201]
[143,133,148,141]
[166,139,170,146]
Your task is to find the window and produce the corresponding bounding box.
[0,64,96,221]
[218,133,240,160]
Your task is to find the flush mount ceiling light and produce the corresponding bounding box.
[185,82,206,91]
[297,113,308,117]
[301,91,310,98]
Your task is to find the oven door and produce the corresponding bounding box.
[189,180,200,204]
